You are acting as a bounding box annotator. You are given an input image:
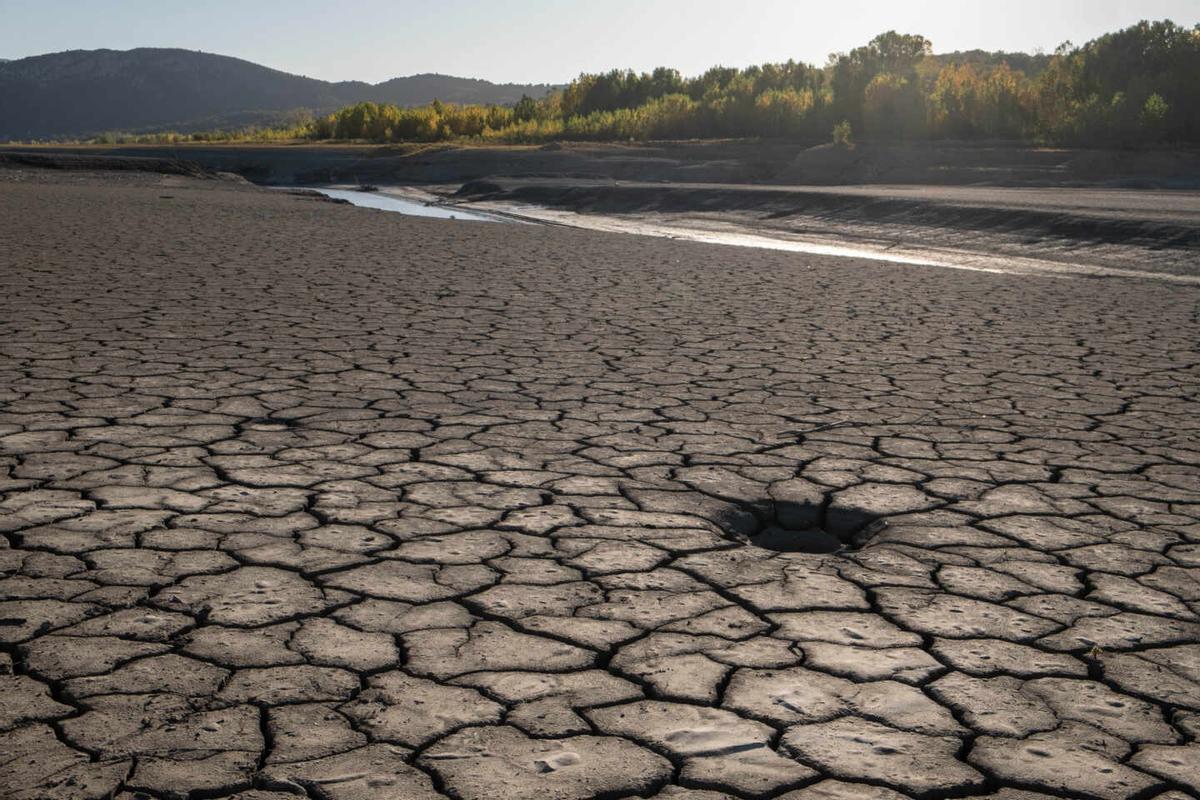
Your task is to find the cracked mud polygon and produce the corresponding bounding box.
[2,169,1199,800]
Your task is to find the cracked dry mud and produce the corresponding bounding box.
[1,168,1199,800]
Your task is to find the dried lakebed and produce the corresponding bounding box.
[1,167,1199,800]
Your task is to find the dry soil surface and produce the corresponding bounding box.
[2,168,1199,800]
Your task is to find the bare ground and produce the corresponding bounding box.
[1,167,1199,800]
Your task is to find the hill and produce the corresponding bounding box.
[0,48,554,140]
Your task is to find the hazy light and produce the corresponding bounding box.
[1,0,1195,84]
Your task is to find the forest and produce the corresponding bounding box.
[103,20,1199,147]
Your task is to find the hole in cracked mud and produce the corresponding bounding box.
[718,501,884,554]
[240,417,300,432]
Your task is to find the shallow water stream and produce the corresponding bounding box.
[310,187,502,222]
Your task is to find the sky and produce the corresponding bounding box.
[1,0,1197,85]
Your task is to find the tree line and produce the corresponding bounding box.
[95,20,1200,147]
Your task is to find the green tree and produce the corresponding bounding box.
[832,120,854,146]
[512,94,538,123]
[1142,93,1170,140]
[862,73,923,138]
[829,31,932,131]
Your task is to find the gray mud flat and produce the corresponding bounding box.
[1,166,1199,800]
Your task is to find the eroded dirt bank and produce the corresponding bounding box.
[6,139,1200,187]
[450,178,1200,279]
[2,166,1199,799]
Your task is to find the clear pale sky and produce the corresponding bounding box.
[1,0,1196,84]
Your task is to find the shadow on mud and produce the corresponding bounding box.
[715,500,883,554]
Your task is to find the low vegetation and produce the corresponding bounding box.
[83,20,1200,147]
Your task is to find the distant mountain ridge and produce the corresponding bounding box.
[0,48,555,140]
